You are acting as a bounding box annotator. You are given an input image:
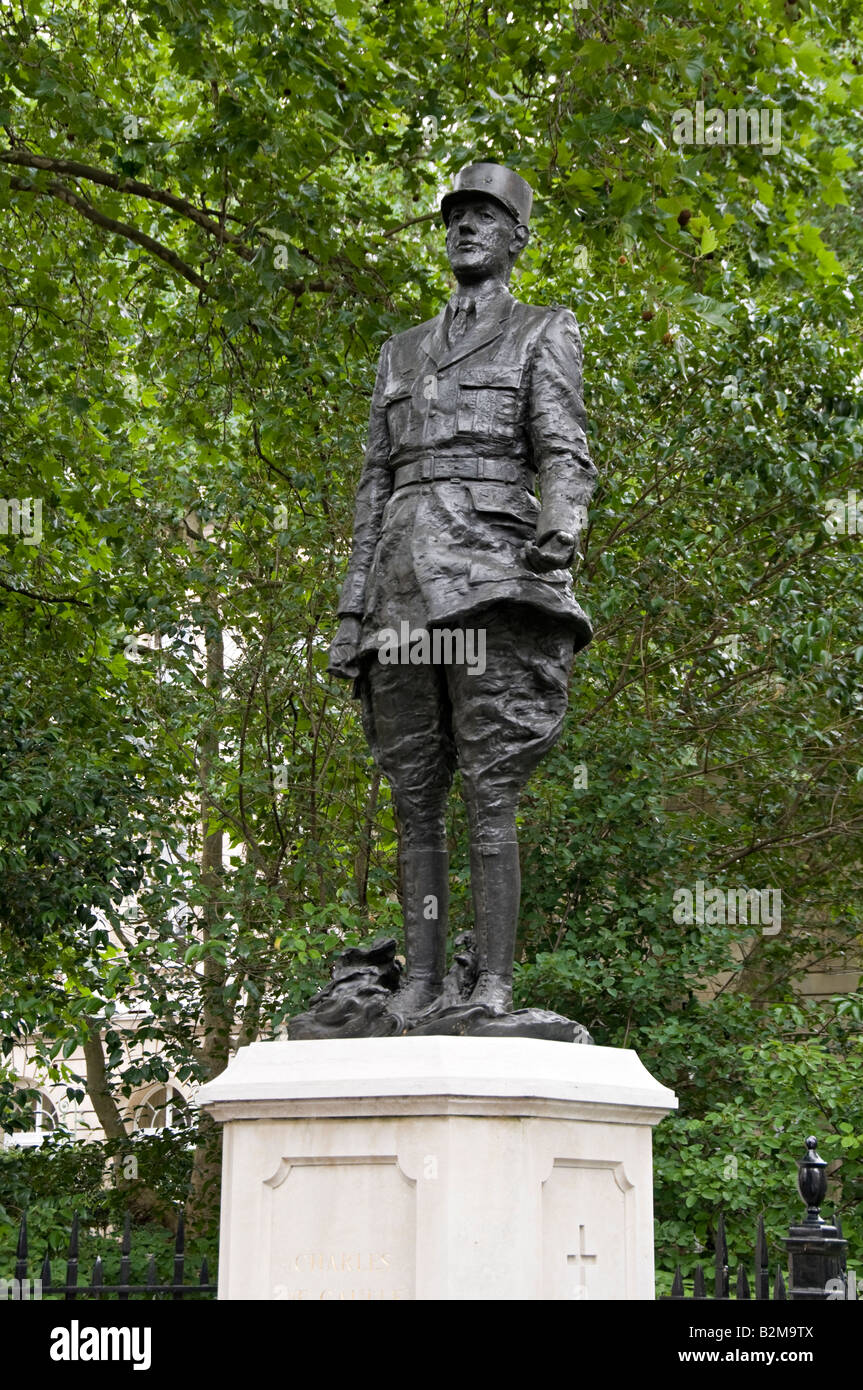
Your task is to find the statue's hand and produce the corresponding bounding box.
[522,530,577,574]
[328,616,363,680]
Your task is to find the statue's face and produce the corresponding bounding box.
[445,194,526,282]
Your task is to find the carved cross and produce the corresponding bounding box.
[566,1225,597,1300]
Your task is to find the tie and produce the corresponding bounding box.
[448,296,476,345]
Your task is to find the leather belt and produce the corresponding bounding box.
[392,456,531,488]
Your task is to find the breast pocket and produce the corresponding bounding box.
[382,373,416,440]
[456,365,523,439]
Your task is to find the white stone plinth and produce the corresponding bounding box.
[197,1036,676,1302]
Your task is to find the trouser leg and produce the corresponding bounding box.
[396,846,449,1013]
[468,838,520,1011]
[449,609,575,1012]
[360,659,456,1014]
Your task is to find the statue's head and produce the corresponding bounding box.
[441,162,532,284]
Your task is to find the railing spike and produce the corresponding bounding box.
[670,1264,684,1299]
[693,1264,706,1299]
[835,1213,847,1270]
[65,1214,79,1301]
[40,1251,51,1292]
[736,1264,750,1299]
[172,1210,186,1298]
[91,1256,103,1300]
[755,1212,767,1262]
[755,1214,769,1301]
[774,1264,787,1301]
[118,1211,132,1301]
[200,1257,210,1286]
[716,1211,727,1262]
[14,1213,28,1284]
[715,1211,729,1299]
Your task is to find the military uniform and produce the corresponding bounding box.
[339,280,595,654]
[333,163,597,1015]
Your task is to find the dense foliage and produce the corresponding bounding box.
[0,0,861,1281]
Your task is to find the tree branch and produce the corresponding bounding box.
[4,156,338,297]
[377,209,438,238]
[0,572,89,606]
[0,149,256,259]
[7,175,211,293]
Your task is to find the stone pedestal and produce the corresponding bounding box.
[786,1224,848,1300]
[197,1036,676,1301]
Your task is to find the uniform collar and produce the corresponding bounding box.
[422,283,515,370]
[447,280,512,317]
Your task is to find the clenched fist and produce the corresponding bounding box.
[328,615,363,680]
[522,529,577,574]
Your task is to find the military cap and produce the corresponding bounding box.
[440,162,533,227]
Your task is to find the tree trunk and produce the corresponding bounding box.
[185,616,233,1238]
[82,1020,177,1230]
[355,770,380,910]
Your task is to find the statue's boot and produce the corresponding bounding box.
[467,840,520,1013]
[393,847,449,1017]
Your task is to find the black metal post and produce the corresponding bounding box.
[786,1136,848,1300]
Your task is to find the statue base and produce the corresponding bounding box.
[198,1036,677,1301]
[285,935,592,1043]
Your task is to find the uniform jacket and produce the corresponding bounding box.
[337,282,597,654]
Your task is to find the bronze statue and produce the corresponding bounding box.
[299,162,596,1041]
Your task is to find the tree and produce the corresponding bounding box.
[0,0,860,1261]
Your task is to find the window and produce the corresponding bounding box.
[130,1085,191,1133]
[1,1084,58,1148]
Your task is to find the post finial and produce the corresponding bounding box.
[797,1134,828,1227]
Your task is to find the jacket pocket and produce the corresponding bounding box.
[468,559,570,587]
[467,482,539,525]
[382,373,415,438]
[457,364,523,437]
